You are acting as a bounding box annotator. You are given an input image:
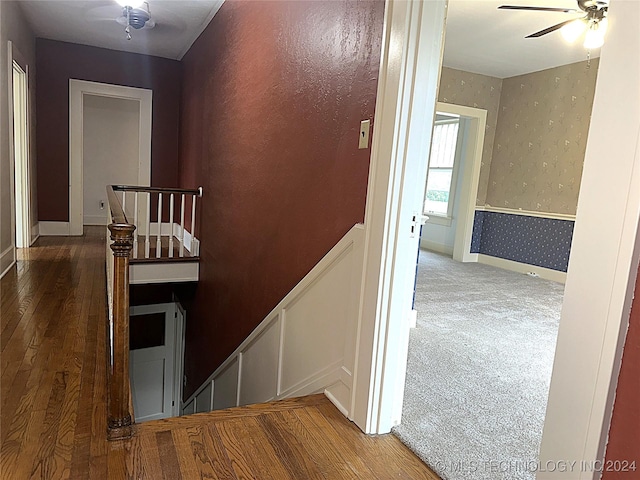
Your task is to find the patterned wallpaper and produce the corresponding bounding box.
[438,67,502,205]
[486,59,599,215]
[471,211,574,272]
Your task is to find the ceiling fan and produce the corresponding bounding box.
[499,0,609,48]
[115,0,156,40]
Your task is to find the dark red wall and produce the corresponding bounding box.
[179,0,384,397]
[35,39,182,221]
[603,265,640,479]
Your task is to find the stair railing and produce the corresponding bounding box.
[105,184,202,440]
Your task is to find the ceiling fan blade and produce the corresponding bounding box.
[525,18,580,37]
[499,5,579,13]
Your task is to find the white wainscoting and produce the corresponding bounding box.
[0,245,16,279]
[478,205,576,221]
[182,224,365,417]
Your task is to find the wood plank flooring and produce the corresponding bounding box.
[1,227,440,479]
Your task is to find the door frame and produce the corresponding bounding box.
[423,102,486,262]
[439,103,486,263]
[7,41,32,253]
[353,0,640,477]
[130,302,184,421]
[69,79,152,235]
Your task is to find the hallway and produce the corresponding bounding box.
[0,229,440,479]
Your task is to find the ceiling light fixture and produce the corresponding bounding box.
[115,1,155,40]
[499,1,609,50]
[561,15,607,49]
[560,18,588,43]
[583,17,608,49]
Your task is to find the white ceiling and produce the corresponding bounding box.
[17,0,601,76]
[443,0,602,78]
[17,0,223,60]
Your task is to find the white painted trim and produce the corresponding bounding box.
[0,245,16,279]
[537,1,640,477]
[435,103,487,264]
[174,302,187,417]
[177,0,224,60]
[184,224,365,417]
[352,0,447,434]
[477,254,567,284]
[479,205,576,221]
[420,241,453,256]
[69,80,152,236]
[7,42,16,259]
[129,262,199,285]
[30,223,39,246]
[9,49,31,249]
[38,221,70,236]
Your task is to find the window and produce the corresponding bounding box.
[424,116,460,218]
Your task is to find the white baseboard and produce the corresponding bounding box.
[39,221,70,236]
[183,224,365,417]
[477,254,567,284]
[421,240,454,256]
[83,214,108,226]
[30,223,39,246]
[0,245,16,279]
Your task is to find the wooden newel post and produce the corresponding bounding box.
[107,223,136,440]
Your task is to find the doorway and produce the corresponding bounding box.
[69,80,152,235]
[130,302,185,422]
[420,103,486,263]
[82,95,141,226]
[11,60,29,248]
[355,0,640,475]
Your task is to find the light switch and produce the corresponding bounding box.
[359,119,371,149]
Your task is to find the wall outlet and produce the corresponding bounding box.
[100,200,105,210]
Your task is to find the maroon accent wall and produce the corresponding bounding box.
[603,265,640,479]
[179,0,384,397]
[35,39,182,221]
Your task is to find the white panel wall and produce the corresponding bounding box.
[183,224,365,417]
[82,95,140,225]
[195,382,212,413]
[212,359,238,411]
[238,317,279,406]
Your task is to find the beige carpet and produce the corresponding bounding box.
[393,250,565,480]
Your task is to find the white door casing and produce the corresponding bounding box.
[351,0,448,433]
[420,102,486,261]
[69,79,152,235]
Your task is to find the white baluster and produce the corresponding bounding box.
[145,192,151,259]
[156,193,163,258]
[133,192,138,259]
[191,194,197,256]
[169,193,175,258]
[180,194,185,258]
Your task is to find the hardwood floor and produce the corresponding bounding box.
[1,228,440,479]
